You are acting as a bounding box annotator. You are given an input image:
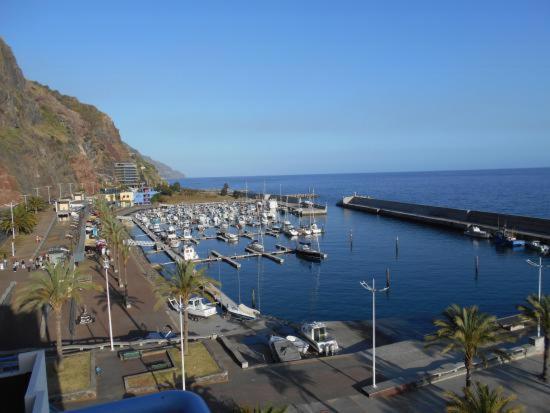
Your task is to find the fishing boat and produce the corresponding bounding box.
[286,335,309,355]
[226,303,259,320]
[269,336,302,362]
[464,225,491,239]
[527,240,550,255]
[494,230,525,248]
[299,321,339,355]
[296,241,327,261]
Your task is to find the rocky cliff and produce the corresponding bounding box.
[0,38,167,203]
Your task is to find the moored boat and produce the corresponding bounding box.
[296,241,327,261]
[464,225,491,239]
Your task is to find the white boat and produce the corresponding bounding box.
[286,335,310,355]
[247,240,264,252]
[527,240,550,255]
[182,245,199,261]
[225,232,239,242]
[310,223,323,235]
[464,225,491,239]
[169,238,181,249]
[187,296,217,318]
[300,321,339,355]
[269,336,302,362]
[226,303,259,320]
[183,228,193,240]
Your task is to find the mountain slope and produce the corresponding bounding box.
[0,38,166,203]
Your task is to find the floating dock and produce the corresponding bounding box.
[338,195,550,242]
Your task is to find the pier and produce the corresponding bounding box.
[339,195,550,242]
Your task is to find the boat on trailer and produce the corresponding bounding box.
[299,321,339,355]
[269,335,302,362]
[226,303,260,320]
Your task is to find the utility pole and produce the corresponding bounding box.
[92,182,96,195]
[34,187,40,197]
[46,186,51,204]
[58,183,63,199]
[21,194,28,211]
[527,258,550,338]
[360,277,389,389]
[68,183,74,198]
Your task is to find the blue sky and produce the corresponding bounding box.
[1,1,549,177]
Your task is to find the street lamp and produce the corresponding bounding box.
[526,257,550,338]
[103,256,114,351]
[360,277,389,389]
[175,296,186,391]
[2,201,17,257]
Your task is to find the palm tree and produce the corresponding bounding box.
[15,262,99,358]
[426,304,509,388]
[120,242,131,305]
[445,381,523,413]
[0,204,37,235]
[517,294,550,382]
[154,261,219,354]
[101,216,124,286]
[28,196,47,214]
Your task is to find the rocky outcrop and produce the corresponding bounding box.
[0,38,165,203]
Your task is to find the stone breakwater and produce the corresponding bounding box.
[338,195,550,241]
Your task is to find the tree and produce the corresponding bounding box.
[101,216,124,285]
[15,262,98,358]
[28,196,47,214]
[220,183,229,196]
[0,204,37,235]
[517,294,550,382]
[120,242,131,305]
[154,261,218,354]
[445,381,523,413]
[170,182,181,193]
[426,304,509,388]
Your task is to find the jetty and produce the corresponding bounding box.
[338,195,550,242]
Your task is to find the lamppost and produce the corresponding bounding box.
[9,201,16,257]
[103,256,114,351]
[176,296,186,391]
[527,257,550,338]
[360,277,389,388]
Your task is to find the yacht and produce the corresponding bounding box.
[247,240,265,253]
[296,241,327,261]
[310,223,323,235]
